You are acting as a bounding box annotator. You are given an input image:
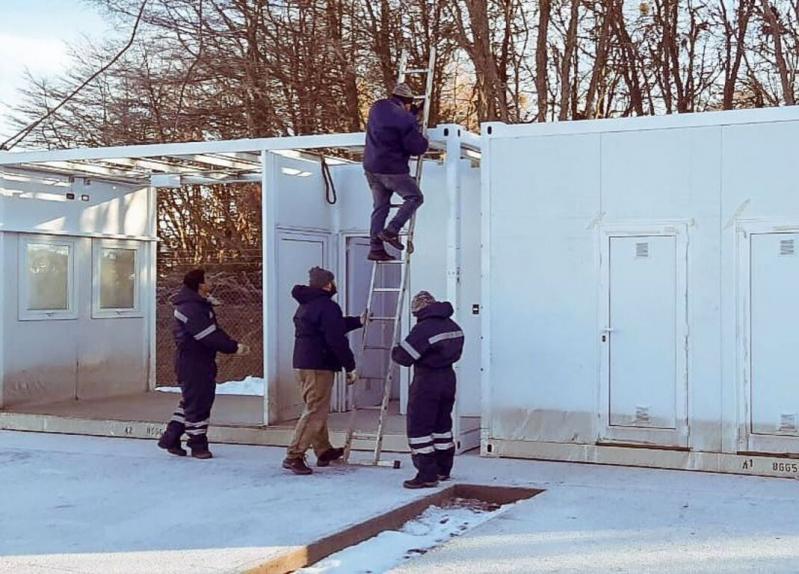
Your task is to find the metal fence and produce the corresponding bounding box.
[155,250,262,387]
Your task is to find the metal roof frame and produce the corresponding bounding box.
[0,126,479,186]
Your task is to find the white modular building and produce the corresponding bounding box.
[0,126,482,453]
[480,106,799,477]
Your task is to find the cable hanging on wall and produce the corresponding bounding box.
[320,155,337,205]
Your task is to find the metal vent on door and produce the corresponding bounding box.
[635,242,649,258]
[780,239,795,256]
[779,413,797,432]
[635,405,651,424]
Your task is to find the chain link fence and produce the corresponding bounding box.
[155,249,262,387]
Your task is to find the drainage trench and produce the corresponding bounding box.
[245,484,541,574]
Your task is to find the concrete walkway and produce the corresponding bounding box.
[2,430,799,573]
[392,455,799,573]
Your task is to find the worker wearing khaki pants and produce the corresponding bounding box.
[283,267,363,475]
[286,369,335,460]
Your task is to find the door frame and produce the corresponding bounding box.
[272,228,331,423]
[597,221,689,447]
[336,231,370,412]
[736,219,799,453]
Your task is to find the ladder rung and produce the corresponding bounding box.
[358,405,385,411]
[348,459,402,469]
[364,345,392,351]
[369,317,396,321]
[373,287,402,293]
[374,260,405,265]
[404,68,430,74]
[352,432,379,440]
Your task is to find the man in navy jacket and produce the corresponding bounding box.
[158,269,248,459]
[362,83,429,261]
[283,267,364,475]
[392,291,464,489]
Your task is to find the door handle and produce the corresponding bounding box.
[601,327,613,343]
[601,327,614,333]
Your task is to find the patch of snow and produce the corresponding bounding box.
[298,499,504,574]
[156,376,265,396]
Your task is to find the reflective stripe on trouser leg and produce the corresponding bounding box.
[185,418,209,436]
[170,405,186,425]
[432,431,455,451]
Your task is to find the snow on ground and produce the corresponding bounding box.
[299,499,505,574]
[3,429,799,573]
[157,376,265,396]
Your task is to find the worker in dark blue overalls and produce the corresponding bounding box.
[392,291,464,489]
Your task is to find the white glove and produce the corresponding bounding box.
[346,370,358,385]
[236,343,251,356]
[207,295,223,306]
[360,310,369,326]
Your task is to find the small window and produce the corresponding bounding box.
[19,236,78,320]
[92,240,143,318]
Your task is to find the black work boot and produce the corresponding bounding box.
[402,476,439,489]
[368,249,396,262]
[191,448,213,460]
[157,426,187,457]
[378,230,405,251]
[283,457,313,475]
[317,447,344,467]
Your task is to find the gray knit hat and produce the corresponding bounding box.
[392,83,414,100]
[309,266,335,289]
[411,290,436,315]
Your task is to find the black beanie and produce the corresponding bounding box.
[183,269,205,292]
[309,266,335,289]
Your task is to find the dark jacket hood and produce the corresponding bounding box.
[171,285,208,306]
[414,301,454,321]
[292,285,333,305]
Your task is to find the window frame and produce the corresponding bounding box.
[18,234,79,321]
[91,239,144,319]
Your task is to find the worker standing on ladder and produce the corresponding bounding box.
[391,291,464,489]
[363,83,429,262]
[283,267,364,475]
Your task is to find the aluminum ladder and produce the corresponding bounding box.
[342,48,436,468]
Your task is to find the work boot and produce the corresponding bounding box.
[367,249,396,262]
[191,448,213,460]
[317,447,344,467]
[378,230,405,252]
[402,476,439,489]
[283,457,313,475]
[157,435,187,457]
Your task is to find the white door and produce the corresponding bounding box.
[276,232,327,421]
[599,227,688,447]
[742,230,799,453]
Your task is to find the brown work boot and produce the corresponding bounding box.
[367,249,396,262]
[378,230,405,251]
[283,456,313,475]
[317,447,344,467]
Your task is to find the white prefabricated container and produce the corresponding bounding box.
[480,107,799,477]
[0,168,156,408]
[261,125,482,450]
[0,126,482,452]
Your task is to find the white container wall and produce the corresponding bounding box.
[261,131,481,433]
[0,169,155,408]
[481,107,799,476]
